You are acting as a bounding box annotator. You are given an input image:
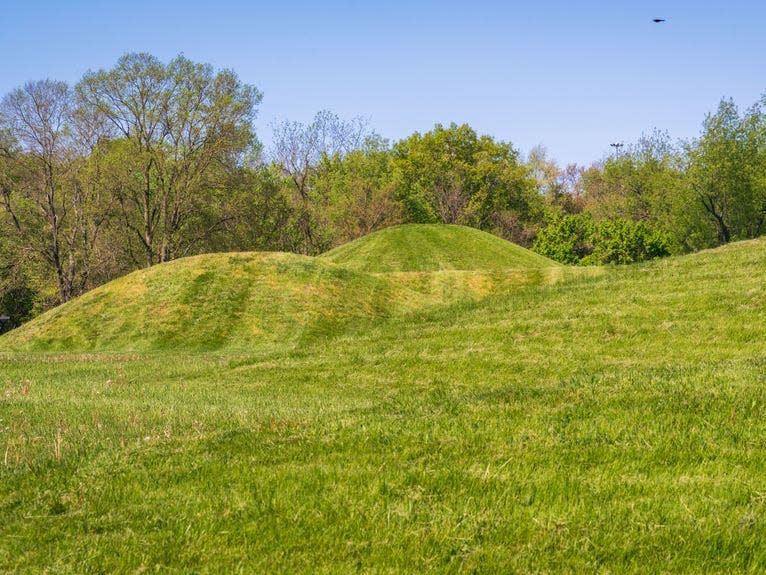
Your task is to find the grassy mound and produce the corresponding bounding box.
[319,223,559,272]
[1,252,400,352]
[1,225,580,353]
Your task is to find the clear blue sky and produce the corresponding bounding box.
[2,0,765,166]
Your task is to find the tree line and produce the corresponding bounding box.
[2,53,766,325]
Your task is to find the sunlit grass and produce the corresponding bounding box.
[1,234,766,572]
[1,226,576,354]
[319,223,559,271]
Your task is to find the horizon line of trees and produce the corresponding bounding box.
[2,52,766,327]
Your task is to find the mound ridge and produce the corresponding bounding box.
[319,224,559,272]
[1,252,400,352]
[0,225,576,352]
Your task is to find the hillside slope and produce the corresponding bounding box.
[1,253,401,352]
[1,225,576,352]
[319,224,559,272]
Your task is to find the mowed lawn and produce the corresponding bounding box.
[2,237,766,573]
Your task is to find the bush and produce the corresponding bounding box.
[0,285,36,329]
[532,213,596,264]
[533,214,671,265]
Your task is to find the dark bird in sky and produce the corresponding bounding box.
[652,18,666,23]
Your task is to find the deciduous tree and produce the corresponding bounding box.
[270,110,368,254]
[687,98,766,245]
[76,53,262,266]
[0,80,102,303]
[313,136,402,244]
[392,123,543,244]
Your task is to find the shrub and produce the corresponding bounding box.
[534,214,671,265]
[532,213,596,264]
[0,285,36,329]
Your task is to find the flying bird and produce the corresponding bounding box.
[652,18,666,23]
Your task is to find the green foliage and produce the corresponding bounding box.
[584,218,672,265]
[392,123,544,244]
[526,146,584,217]
[532,213,596,265]
[0,79,98,304]
[578,104,766,254]
[209,164,304,254]
[534,213,671,265]
[687,98,766,245]
[0,238,36,328]
[0,52,265,313]
[269,110,370,255]
[76,52,262,266]
[312,136,402,245]
[0,286,34,328]
[579,131,701,253]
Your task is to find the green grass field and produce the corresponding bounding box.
[1,226,766,573]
